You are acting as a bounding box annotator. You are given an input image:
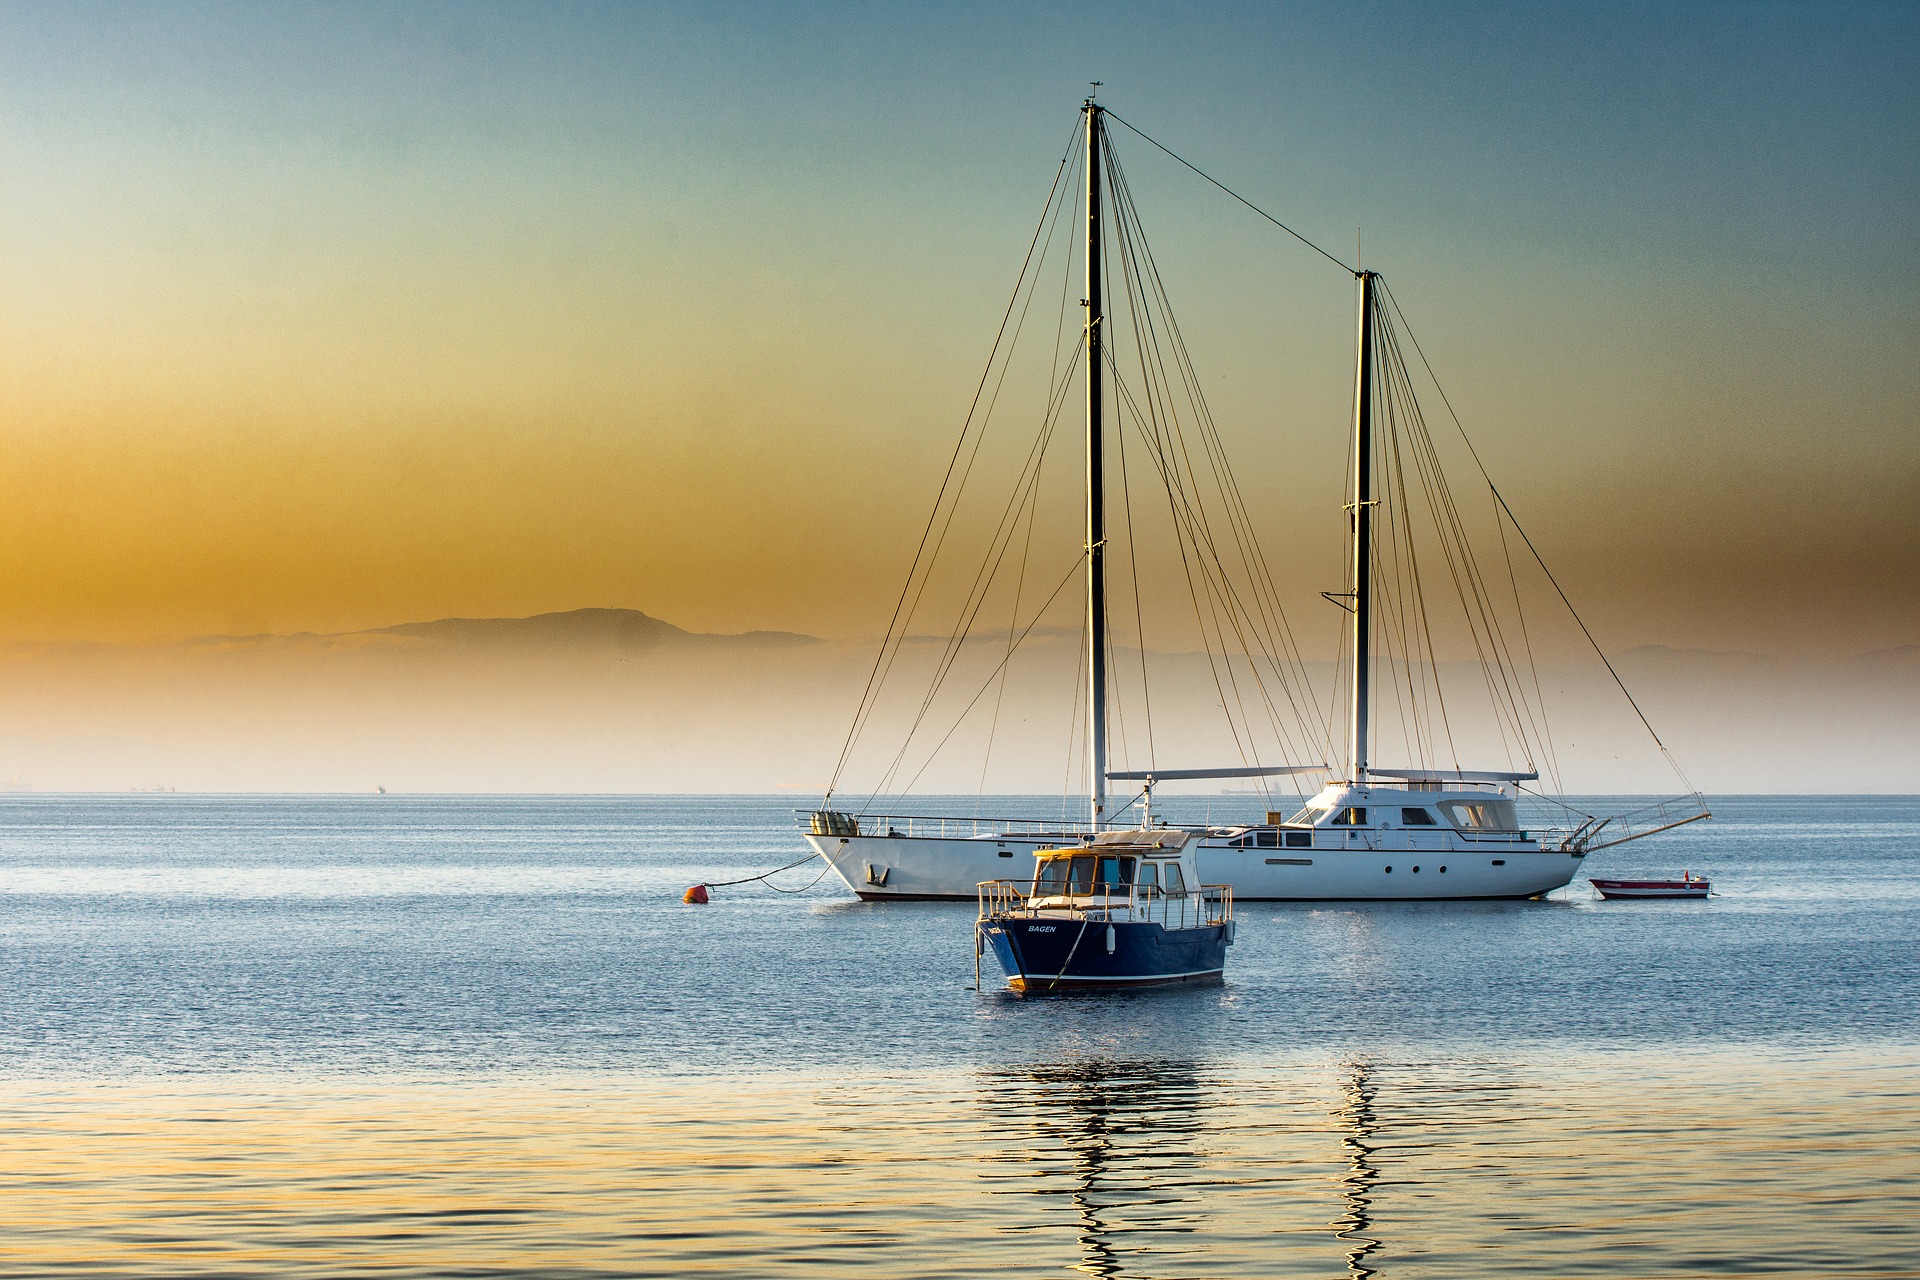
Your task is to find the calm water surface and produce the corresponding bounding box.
[1,794,1916,1277]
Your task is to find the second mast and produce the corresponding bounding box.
[1349,270,1376,783]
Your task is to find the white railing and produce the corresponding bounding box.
[803,809,1107,841]
[809,808,1562,852]
[976,879,1232,930]
[1559,794,1712,852]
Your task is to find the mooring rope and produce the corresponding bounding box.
[686,851,825,900]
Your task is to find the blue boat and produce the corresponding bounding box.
[976,829,1234,993]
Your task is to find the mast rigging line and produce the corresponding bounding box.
[1101,344,1305,779]
[831,106,1683,817]
[1103,109,1357,277]
[864,213,1092,804]
[1097,123,1336,771]
[1370,296,1544,780]
[892,552,1091,801]
[824,122,1083,801]
[1104,126,1336,719]
[865,195,1085,796]
[981,154,1098,795]
[837,107,1339,809]
[976,379,1052,795]
[865,356,1085,805]
[1376,281,1699,797]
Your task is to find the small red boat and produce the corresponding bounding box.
[1589,872,1709,899]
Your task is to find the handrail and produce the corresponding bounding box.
[1562,794,1712,853]
[976,878,1232,929]
[815,808,1543,848]
[804,808,1118,841]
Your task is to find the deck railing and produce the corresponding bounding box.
[803,809,1108,841]
[976,879,1232,930]
[1557,794,1713,852]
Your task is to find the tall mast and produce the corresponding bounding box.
[1084,99,1108,826]
[1348,270,1375,783]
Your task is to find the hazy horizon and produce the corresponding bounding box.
[0,602,1912,797]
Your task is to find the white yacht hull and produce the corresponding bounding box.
[804,830,1581,901]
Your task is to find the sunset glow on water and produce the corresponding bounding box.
[5,1056,1913,1277]
[1,795,1915,1276]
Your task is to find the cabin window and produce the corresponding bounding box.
[1095,856,1134,887]
[1256,830,1278,848]
[1401,807,1437,826]
[1286,804,1331,826]
[1037,855,1101,893]
[1227,833,1252,848]
[1332,807,1368,826]
[1284,830,1312,848]
[1162,863,1187,895]
[1137,862,1160,895]
[1439,800,1519,832]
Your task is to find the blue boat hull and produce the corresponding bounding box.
[981,916,1230,992]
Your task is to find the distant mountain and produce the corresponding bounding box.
[185,608,820,653]
[369,607,818,651]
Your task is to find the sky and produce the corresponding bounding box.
[2,0,1915,657]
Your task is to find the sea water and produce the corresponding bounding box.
[1,794,1915,1277]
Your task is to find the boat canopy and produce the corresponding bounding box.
[1107,765,1325,782]
[1367,768,1539,783]
[1088,828,1191,851]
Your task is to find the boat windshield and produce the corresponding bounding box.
[1035,854,1134,894]
[1286,805,1330,826]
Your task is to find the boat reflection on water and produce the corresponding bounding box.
[1332,1060,1383,1280]
[978,1055,1401,1278]
[975,1058,1216,1277]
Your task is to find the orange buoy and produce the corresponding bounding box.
[683,884,710,904]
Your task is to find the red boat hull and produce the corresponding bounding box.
[1589,878,1709,899]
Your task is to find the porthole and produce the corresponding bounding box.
[1384,866,1393,873]
[1491,859,1505,866]
[1439,866,1447,873]
[997,850,1014,858]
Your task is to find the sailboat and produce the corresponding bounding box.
[802,97,1707,901]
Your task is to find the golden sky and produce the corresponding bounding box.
[2,2,1914,655]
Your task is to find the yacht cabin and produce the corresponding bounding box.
[1215,780,1539,853]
